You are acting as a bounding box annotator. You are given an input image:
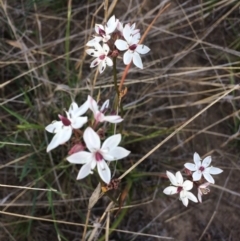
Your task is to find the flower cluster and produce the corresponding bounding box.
[45,95,130,184]
[86,15,150,73]
[163,152,223,206]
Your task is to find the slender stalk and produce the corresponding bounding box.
[65,0,72,83]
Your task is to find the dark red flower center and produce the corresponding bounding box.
[177,186,183,193]
[98,28,106,37]
[99,54,106,60]
[129,44,137,51]
[95,152,103,162]
[59,115,71,126]
[199,166,205,172]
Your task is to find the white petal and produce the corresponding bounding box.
[198,191,202,203]
[102,115,123,123]
[75,99,89,116]
[115,39,128,51]
[67,151,92,164]
[98,61,106,74]
[106,147,130,161]
[181,196,189,207]
[106,15,117,34]
[97,161,111,184]
[86,48,99,57]
[103,43,110,55]
[88,96,99,114]
[45,121,63,133]
[84,127,101,151]
[166,171,177,186]
[123,51,133,65]
[106,57,113,66]
[193,152,201,167]
[182,180,193,191]
[132,52,143,69]
[185,191,198,203]
[95,24,104,35]
[94,111,105,122]
[209,166,223,175]
[176,171,183,185]
[86,37,102,47]
[163,186,178,195]
[77,163,92,180]
[90,58,101,68]
[68,102,78,113]
[184,163,197,171]
[102,134,121,151]
[136,44,150,54]
[123,24,131,42]
[100,99,109,112]
[46,127,72,152]
[192,170,202,181]
[203,173,215,184]
[202,156,211,168]
[71,116,87,129]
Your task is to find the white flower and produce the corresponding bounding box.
[163,171,198,207]
[184,152,223,184]
[86,15,118,46]
[67,127,130,184]
[88,95,123,123]
[86,43,113,73]
[197,182,210,203]
[115,24,150,69]
[45,101,89,152]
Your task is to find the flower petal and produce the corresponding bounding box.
[163,186,178,195]
[46,127,72,152]
[75,99,89,116]
[203,172,215,184]
[106,57,113,66]
[184,163,197,171]
[98,61,106,74]
[102,134,121,150]
[176,171,183,185]
[100,99,109,112]
[67,151,92,164]
[193,152,201,167]
[45,121,63,133]
[181,196,189,207]
[115,39,128,51]
[132,52,143,69]
[86,48,99,57]
[166,171,177,186]
[182,180,193,191]
[209,166,223,175]
[97,161,111,184]
[105,146,130,161]
[90,58,101,68]
[136,44,150,54]
[202,156,212,168]
[76,162,92,180]
[198,190,203,203]
[71,116,87,129]
[192,170,202,181]
[185,191,198,203]
[106,15,117,34]
[68,102,78,114]
[88,96,99,114]
[102,115,123,123]
[84,127,101,151]
[86,36,102,47]
[123,50,133,65]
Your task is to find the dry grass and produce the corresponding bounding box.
[1,0,240,240]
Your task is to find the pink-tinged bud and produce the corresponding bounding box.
[58,115,71,126]
[68,143,85,155]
